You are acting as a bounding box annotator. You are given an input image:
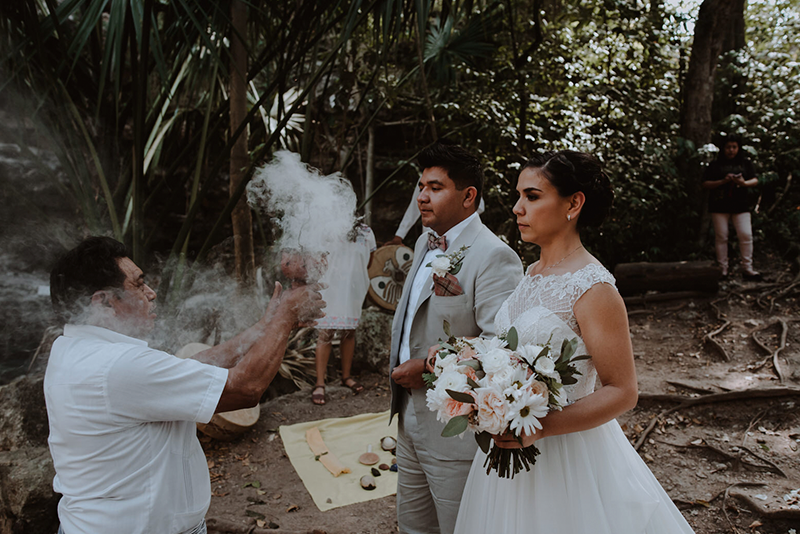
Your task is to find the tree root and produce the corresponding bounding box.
[729,489,800,521]
[634,387,800,451]
[750,319,790,382]
[703,319,732,361]
[656,440,785,477]
[206,517,325,534]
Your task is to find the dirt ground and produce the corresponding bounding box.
[201,261,800,534]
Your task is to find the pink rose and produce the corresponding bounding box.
[475,387,507,435]
[458,346,477,361]
[528,380,549,398]
[459,365,479,383]
[442,396,474,419]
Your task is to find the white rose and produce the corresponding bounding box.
[435,369,469,392]
[517,344,545,366]
[434,352,459,375]
[471,336,507,355]
[481,348,512,375]
[431,256,451,277]
[534,355,559,379]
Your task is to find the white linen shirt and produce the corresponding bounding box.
[398,211,479,364]
[44,324,228,534]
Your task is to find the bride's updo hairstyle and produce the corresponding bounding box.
[522,151,614,228]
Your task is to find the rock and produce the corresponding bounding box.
[0,447,59,534]
[0,374,49,452]
[354,307,393,373]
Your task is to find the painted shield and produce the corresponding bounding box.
[367,245,414,311]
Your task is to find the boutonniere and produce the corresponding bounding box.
[427,245,470,277]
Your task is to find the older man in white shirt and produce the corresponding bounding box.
[45,236,324,534]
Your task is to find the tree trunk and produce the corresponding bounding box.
[364,124,375,225]
[230,0,255,284]
[614,261,722,296]
[680,0,739,147]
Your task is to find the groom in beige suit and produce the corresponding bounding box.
[390,141,523,534]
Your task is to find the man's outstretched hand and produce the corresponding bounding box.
[269,281,326,327]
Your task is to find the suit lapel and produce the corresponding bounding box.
[411,217,484,318]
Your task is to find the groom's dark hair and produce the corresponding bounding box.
[418,139,483,204]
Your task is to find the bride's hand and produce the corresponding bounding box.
[424,344,439,373]
[491,429,543,449]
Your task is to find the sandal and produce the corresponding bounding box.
[342,377,364,394]
[311,385,326,405]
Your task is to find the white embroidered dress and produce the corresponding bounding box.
[454,263,695,534]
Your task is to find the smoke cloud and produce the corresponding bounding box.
[247,151,357,255]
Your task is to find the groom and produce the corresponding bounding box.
[390,140,523,534]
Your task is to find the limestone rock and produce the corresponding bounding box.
[0,375,49,452]
[354,306,393,373]
[0,447,59,534]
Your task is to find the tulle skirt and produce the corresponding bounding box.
[454,420,695,534]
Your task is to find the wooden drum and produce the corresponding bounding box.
[367,244,414,311]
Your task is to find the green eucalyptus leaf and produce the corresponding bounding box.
[443,320,452,338]
[458,359,481,370]
[441,415,469,437]
[506,327,519,351]
[446,389,475,403]
[467,377,480,389]
[475,431,492,453]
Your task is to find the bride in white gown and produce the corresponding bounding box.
[453,151,695,533]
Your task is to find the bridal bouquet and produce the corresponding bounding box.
[424,321,589,478]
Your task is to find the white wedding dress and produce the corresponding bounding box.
[454,263,695,534]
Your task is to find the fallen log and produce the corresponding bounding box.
[614,261,722,297]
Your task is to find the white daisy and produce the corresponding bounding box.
[507,389,549,437]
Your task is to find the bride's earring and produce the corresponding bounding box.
[567,214,571,221]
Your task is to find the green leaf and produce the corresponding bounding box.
[570,354,592,362]
[441,415,469,437]
[458,359,481,370]
[446,389,475,404]
[506,327,518,351]
[423,372,437,388]
[440,342,456,352]
[467,377,480,389]
[559,338,577,363]
[443,320,452,338]
[475,431,492,453]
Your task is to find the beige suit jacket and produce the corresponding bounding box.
[389,216,523,460]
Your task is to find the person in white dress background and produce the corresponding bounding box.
[453,151,695,533]
[311,223,376,405]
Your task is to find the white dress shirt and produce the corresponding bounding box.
[44,324,228,534]
[398,211,479,364]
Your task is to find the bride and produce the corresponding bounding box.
[453,151,695,533]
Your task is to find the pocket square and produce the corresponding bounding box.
[433,273,463,296]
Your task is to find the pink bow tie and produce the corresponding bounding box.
[427,233,447,251]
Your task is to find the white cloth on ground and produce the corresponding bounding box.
[45,324,228,534]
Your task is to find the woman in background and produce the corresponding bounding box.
[702,135,761,281]
[312,223,376,405]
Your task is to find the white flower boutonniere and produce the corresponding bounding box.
[427,245,470,277]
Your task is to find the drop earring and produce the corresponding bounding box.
[567,214,571,221]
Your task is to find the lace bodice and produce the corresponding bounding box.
[494,263,617,404]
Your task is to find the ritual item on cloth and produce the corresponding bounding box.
[175,343,260,440]
[305,427,350,477]
[279,410,398,511]
[367,245,414,311]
